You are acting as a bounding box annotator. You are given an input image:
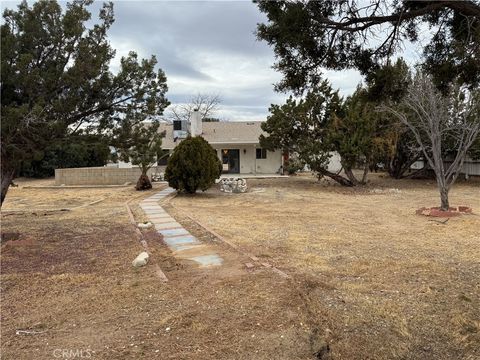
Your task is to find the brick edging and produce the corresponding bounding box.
[167,195,290,279]
[125,197,168,282]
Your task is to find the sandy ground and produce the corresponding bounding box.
[1,174,479,359]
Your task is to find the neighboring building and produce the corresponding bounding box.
[160,110,284,175]
[412,157,480,178]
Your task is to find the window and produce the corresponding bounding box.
[256,148,267,159]
[173,120,182,131]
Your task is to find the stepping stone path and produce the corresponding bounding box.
[140,188,224,267]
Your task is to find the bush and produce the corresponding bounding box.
[286,158,304,175]
[165,136,222,193]
[19,135,111,178]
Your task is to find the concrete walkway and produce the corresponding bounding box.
[140,188,224,267]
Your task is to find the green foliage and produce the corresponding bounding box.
[363,59,420,179]
[328,88,387,170]
[261,81,366,185]
[285,158,304,175]
[0,0,169,203]
[20,133,111,178]
[165,137,222,194]
[255,1,480,93]
[114,120,165,175]
[423,9,480,93]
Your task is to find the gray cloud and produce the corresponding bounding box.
[2,0,385,121]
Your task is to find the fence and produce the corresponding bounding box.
[54,166,166,185]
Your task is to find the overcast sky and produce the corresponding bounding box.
[2,1,425,121]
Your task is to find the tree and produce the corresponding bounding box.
[1,0,169,205]
[255,0,480,93]
[328,87,391,185]
[261,81,387,186]
[363,59,420,179]
[165,136,222,194]
[383,73,480,211]
[168,93,221,122]
[114,121,166,190]
[20,132,111,178]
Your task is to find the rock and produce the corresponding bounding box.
[137,222,152,229]
[220,178,247,193]
[132,252,149,267]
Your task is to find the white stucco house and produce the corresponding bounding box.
[158,111,285,175]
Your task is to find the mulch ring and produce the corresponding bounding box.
[416,206,473,217]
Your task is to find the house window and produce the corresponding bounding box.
[173,120,182,131]
[256,148,267,159]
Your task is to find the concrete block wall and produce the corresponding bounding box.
[54,166,166,185]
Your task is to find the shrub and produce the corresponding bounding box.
[286,158,304,175]
[165,136,222,193]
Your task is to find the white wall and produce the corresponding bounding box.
[327,152,342,172]
[214,145,283,174]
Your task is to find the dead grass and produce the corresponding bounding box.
[170,172,480,359]
[1,175,479,359]
[1,178,320,360]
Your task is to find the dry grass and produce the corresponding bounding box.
[1,175,479,359]
[1,179,319,360]
[170,173,480,359]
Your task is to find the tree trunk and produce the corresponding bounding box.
[317,168,354,187]
[360,162,369,184]
[1,166,15,207]
[135,169,152,191]
[343,167,359,185]
[439,186,449,211]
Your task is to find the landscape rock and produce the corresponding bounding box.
[132,251,149,267]
[220,178,248,193]
[137,222,152,229]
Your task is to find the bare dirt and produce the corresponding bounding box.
[1,174,479,359]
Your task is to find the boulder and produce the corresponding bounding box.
[132,251,149,267]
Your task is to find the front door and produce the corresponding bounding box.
[221,149,240,174]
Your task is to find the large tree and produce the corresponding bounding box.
[1,0,169,205]
[20,132,112,178]
[114,120,166,191]
[256,0,480,93]
[260,80,389,186]
[383,73,480,210]
[363,58,420,179]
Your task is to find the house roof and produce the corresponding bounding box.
[159,121,266,149]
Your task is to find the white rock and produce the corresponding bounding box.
[132,252,149,267]
[137,222,152,229]
[220,177,247,193]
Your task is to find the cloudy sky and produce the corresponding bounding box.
[2,1,425,121]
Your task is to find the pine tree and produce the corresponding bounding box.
[165,137,222,194]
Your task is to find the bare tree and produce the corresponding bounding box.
[383,73,480,211]
[168,93,221,122]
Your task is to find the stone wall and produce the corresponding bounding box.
[54,166,166,185]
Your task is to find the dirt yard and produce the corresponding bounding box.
[1,174,479,359]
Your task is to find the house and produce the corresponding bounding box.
[158,110,284,175]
